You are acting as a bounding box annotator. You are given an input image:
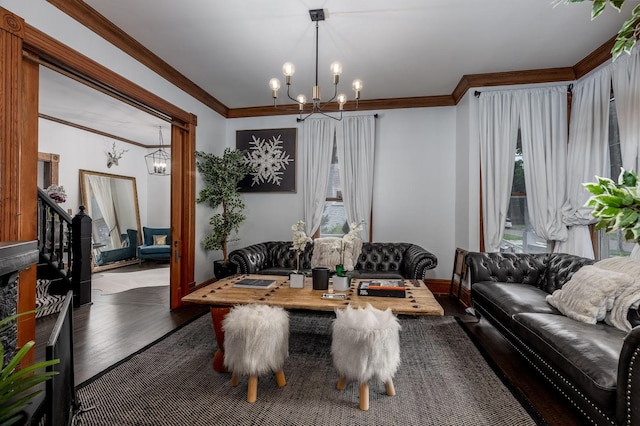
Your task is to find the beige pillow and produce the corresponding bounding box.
[343,238,363,271]
[546,265,634,324]
[153,234,167,245]
[311,237,341,272]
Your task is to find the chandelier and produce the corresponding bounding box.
[268,9,363,122]
[144,126,171,176]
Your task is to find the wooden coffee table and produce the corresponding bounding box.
[182,274,444,372]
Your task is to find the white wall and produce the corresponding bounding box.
[226,108,457,280]
[38,119,151,224]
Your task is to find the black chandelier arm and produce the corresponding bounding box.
[297,109,343,122]
[272,98,304,113]
[285,84,302,105]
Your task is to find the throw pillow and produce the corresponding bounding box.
[153,234,167,245]
[311,237,341,272]
[546,265,635,324]
[343,237,363,271]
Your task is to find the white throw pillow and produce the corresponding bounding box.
[546,265,634,324]
[311,237,341,272]
[343,238,363,271]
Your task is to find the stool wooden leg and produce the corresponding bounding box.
[275,369,286,387]
[336,375,346,391]
[359,382,369,411]
[247,375,258,403]
[230,372,239,387]
[385,379,396,396]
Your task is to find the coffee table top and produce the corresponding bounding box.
[182,274,444,316]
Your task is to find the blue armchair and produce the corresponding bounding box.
[137,227,171,261]
[96,229,138,266]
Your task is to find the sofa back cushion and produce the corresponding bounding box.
[142,227,171,246]
[355,242,408,274]
[466,252,548,286]
[267,241,314,270]
[544,253,594,294]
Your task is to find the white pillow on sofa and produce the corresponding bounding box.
[311,237,341,272]
[311,237,363,272]
[546,265,634,324]
[343,238,362,271]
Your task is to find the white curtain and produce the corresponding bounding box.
[518,87,568,243]
[478,91,520,252]
[611,46,640,173]
[335,116,376,241]
[555,68,611,258]
[302,118,336,236]
[87,174,120,249]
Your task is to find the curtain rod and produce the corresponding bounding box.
[474,85,572,98]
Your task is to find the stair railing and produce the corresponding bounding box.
[37,188,92,305]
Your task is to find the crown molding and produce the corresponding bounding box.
[46,0,615,118]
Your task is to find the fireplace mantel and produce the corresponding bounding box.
[0,241,38,277]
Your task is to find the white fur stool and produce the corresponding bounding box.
[331,304,401,410]
[222,304,289,403]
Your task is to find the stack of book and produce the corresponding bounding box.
[356,280,406,298]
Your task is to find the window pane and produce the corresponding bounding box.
[325,143,341,198]
[501,196,548,253]
[320,201,348,237]
[500,135,548,254]
[604,98,632,258]
[321,139,347,237]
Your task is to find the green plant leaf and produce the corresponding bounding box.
[611,0,626,11]
[583,182,605,195]
[592,0,607,18]
[595,194,624,207]
[616,208,638,228]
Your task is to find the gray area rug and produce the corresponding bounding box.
[75,312,544,425]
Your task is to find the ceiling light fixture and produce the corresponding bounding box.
[269,9,363,122]
[145,126,171,176]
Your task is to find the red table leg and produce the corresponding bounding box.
[210,307,231,373]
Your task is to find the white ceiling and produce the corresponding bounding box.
[39,0,639,145]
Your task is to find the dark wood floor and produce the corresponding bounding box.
[35,286,584,425]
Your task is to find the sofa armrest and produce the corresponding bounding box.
[402,244,437,280]
[465,252,548,286]
[228,243,271,274]
[617,326,640,425]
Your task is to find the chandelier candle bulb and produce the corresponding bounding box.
[269,78,281,98]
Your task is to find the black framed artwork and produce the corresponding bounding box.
[236,128,297,193]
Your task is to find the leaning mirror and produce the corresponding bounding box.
[79,170,142,271]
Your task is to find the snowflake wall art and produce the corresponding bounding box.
[236,128,297,192]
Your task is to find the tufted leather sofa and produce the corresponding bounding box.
[228,241,437,280]
[466,252,640,426]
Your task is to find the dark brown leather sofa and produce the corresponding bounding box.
[228,241,437,280]
[466,251,640,425]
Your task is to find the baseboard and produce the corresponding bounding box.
[425,278,470,307]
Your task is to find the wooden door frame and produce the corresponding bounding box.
[2,8,197,314]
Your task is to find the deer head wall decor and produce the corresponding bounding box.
[106,142,128,168]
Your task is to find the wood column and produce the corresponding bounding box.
[0,8,25,240]
[0,8,38,362]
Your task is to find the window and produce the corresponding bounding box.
[500,133,549,253]
[319,140,348,237]
[599,97,634,258]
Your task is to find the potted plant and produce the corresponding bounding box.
[290,220,312,288]
[195,148,253,278]
[0,312,59,425]
[584,168,640,256]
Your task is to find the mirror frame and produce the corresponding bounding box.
[79,169,142,270]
